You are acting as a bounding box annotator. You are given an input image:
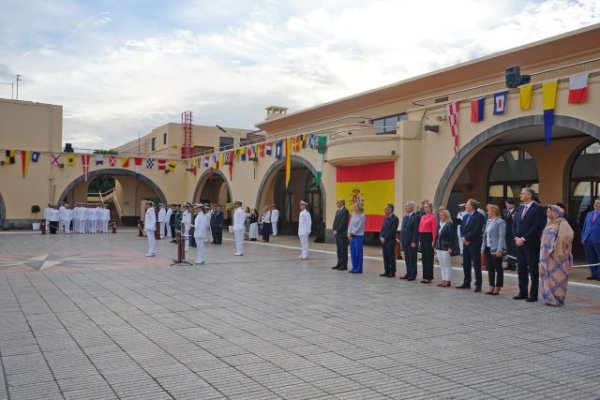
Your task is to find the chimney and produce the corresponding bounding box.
[265,106,288,121]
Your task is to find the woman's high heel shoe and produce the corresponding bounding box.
[492,287,501,295]
[485,287,495,295]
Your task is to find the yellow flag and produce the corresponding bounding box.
[519,84,533,110]
[542,80,558,110]
[219,152,225,167]
[66,154,76,167]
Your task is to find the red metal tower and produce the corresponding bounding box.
[181,110,193,159]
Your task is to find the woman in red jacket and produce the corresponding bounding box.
[418,202,438,283]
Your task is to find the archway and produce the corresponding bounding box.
[487,148,538,205]
[434,115,600,215]
[58,169,167,226]
[568,140,600,227]
[255,155,325,238]
[193,169,232,206]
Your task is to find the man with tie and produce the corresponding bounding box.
[582,198,600,280]
[457,199,485,292]
[512,187,546,302]
[379,203,400,277]
[400,201,420,281]
[332,199,350,270]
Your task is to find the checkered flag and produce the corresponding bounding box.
[146,158,154,169]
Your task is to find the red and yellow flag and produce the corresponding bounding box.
[335,161,395,232]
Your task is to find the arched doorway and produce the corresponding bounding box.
[434,116,600,216]
[58,169,167,226]
[569,141,600,228]
[256,156,325,238]
[487,148,538,205]
[193,170,232,206]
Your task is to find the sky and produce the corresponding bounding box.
[1,0,599,150]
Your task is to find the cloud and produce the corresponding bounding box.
[1,0,599,149]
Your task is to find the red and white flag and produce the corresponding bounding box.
[134,157,142,178]
[108,155,117,166]
[81,154,91,182]
[446,101,459,158]
[568,73,588,104]
[158,159,166,170]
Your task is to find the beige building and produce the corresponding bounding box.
[1,24,600,256]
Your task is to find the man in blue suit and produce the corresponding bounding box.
[582,198,600,280]
[400,201,420,281]
[379,203,399,277]
[457,198,485,292]
[512,187,546,302]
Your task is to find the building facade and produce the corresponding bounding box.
[1,25,600,243]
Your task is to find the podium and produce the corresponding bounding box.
[171,229,192,266]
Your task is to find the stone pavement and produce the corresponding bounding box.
[1,230,600,399]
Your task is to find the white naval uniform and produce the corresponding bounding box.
[102,208,110,233]
[145,207,157,256]
[298,209,312,259]
[233,207,245,255]
[271,208,279,236]
[182,210,192,250]
[193,212,208,264]
[60,207,72,233]
[165,208,173,238]
[158,207,167,238]
[44,206,52,232]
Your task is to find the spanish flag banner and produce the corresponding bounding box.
[335,161,395,232]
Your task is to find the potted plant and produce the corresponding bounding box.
[31,205,41,230]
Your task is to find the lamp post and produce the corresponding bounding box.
[16,74,21,100]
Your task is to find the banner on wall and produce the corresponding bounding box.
[335,161,395,232]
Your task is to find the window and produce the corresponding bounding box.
[219,136,234,151]
[163,132,167,145]
[151,137,156,151]
[372,113,408,135]
[569,141,600,228]
[487,149,538,206]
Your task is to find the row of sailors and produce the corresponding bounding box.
[43,203,111,234]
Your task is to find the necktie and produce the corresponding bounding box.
[521,205,529,219]
[463,214,470,226]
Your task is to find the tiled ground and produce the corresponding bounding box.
[1,230,600,399]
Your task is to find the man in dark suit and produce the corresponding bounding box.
[211,204,224,245]
[380,203,400,277]
[512,187,546,302]
[332,199,350,270]
[400,201,420,281]
[581,198,600,280]
[502,198,517,270]
[457,198,485,292]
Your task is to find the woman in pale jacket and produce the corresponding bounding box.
[348,203,366,274]
[481,204,506,295]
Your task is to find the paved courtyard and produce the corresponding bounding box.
[1,230,600,399]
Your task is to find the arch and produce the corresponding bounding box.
[254,155,326,209]
[486,147,539,203]
[192,169,232,203]
[57,169,168,206]
[434,115,600,208]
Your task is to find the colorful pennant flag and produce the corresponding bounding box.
[225,150,234,180]
[300,134,307,149]
[519,84,533,110]
[308,133,317,149]
[108,155,117,166]
[146,158,154,169]
[134,157,142,178]
[219,152,225,167]
[258,144,265,158]
[166,160,177,173]
[446,102,459,158]
[543,80,558,147]
[201,157,209,168]
[158,159,166,170]
[335,161,394,232]
[21,150,30,178]
[470,98,484,123]
[51,153,61,166]
[31,151,40,163]
[66,154,76,167]
[493,91,507,115]
[5,150,15,164]
[265,143,272,156]
[316,135,327,186]
[275,141,282,160]
[568,73,588,104]
[120,157,130,168]
[248,145,257,161]
[95,154,104,165]
[285,138,291,188]
[81,154,91,182]
[240,147,246,161]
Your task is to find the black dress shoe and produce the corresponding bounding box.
[420,279,431,284]
[338,267,348,271]
[399,275,409,280]
[513,295,528,300]
[456,284,471,289]
[380,273,388,277]
[386,274,396,278]
[586,276,598,280]
[526,297,538,302]
[332,266,340,270]
[407,277,416,281]
[473,287,481,293]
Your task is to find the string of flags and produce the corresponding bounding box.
[0,132,324,183]
[447,73,590,157]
